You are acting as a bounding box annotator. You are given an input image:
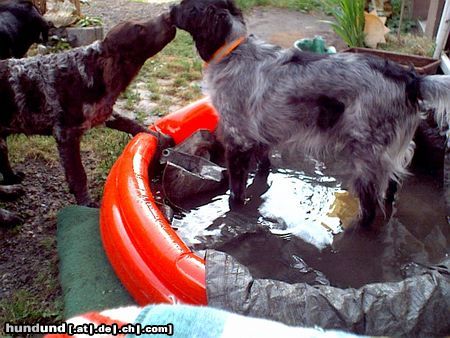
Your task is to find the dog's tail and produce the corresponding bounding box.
[420,75,450,131]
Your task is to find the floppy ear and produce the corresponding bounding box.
[195,4,233,60]
[102,35,118,56]
[103,23,144,56]
[225,0,244,18]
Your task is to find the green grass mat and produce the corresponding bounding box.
[57,206,135,318]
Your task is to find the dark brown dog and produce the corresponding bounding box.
[0,13,175,225]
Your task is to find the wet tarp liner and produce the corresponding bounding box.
[206,249,450,336]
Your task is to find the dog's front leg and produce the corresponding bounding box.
[0,136,24,184]
[255,144,271,174]
[353,177,378,228]
[226,143,252,210]
[105,112,149,136]
[55,128,93,207]
[105,112,173,149]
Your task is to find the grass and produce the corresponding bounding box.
[8,134,58,164]
[236,0,330,12]
[121,86,141,110]
[0,290,62,326]
[132,30,203,114]
[0,240,63,332]
[379,33,435,57]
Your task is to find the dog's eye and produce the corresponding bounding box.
[190,6,197,14]
[134,24,146,35]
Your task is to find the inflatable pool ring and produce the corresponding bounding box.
[100,97,219,305]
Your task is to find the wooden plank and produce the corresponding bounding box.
[72,0,81,16]
[425,0,440,37]
[440,53,450,74]
[32,0,46,14]
[433,0,450,58]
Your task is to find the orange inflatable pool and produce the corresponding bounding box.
[100,98,219,305]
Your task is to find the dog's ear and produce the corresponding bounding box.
[225,0,244,18]
[195,4,233,60]
[103,22,145,56]
[205,0,243,19]
[205,3,230,22]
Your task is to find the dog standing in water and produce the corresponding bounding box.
[0,13,175,226]
[171,0,450,228]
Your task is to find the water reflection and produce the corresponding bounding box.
[170,153,449,288]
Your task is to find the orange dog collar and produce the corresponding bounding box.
[207,36,246,66]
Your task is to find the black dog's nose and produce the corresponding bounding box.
[169,5,178,22]
[161,11,172,25]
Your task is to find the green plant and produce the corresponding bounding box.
[387,0,416,33]
[0,290,62,331]
[326,0,365,47]
[49,38,72,53]
[76,16,103,27]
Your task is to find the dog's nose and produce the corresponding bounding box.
[161,11,172,25]
[169,5,177,21]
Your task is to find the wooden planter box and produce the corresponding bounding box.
[342,47,441,75]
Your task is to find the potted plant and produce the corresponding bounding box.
[328,0,440,75]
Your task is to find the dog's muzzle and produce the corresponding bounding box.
[160,11,173,26]
[169,5,181,27]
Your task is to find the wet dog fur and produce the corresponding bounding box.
[0,13,176,222]
[171,0,450,228]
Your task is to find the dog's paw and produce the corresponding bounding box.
[1,171,25,185]
[87,201,100,208]
[0,184,25,200]
[0,208,24,228]
[155,132,175,150]
[76,195,99,208]
[80,200,99,208]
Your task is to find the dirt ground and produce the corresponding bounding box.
[0,0,343,324]
[246,7,346,50]
[84,1,345,49]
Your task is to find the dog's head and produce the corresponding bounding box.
[103,12,176,62]
[170,0,246,61]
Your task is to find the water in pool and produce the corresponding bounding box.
[165,151,449,288]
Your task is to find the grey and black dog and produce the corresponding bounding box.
[171,0,450,228]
